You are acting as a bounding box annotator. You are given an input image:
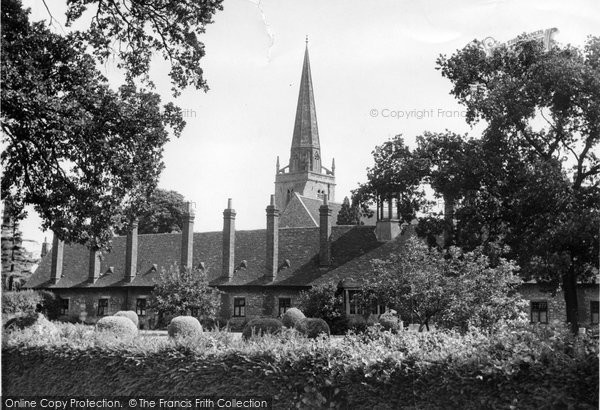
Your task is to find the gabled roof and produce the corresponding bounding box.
[26,225,383,290]
[280,193,342,228]
[310,225,414,287]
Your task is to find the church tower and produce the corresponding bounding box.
[275,40,335,211]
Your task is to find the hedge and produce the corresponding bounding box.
[2,323,598,409]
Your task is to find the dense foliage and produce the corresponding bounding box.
[294,318,330,339]
[114,189,186,236]
[149,266,221,325]
[3,321,597,409]
[242,318,283,340]
[1,0,223,250]
[336,197,361,225]
[357,237,526,332]
[1,1,187,250]
[436,36,600,331]
[281,307,305,328]
[297,282,345,332]
[354,37,600,331]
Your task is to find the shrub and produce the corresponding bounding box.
[168,316,202,338]
[379,312,402,332]
[347,315,368,333]
[96,316,138,338]
[295,318,330,338]
[36,291,62,320]
[2,290,41,316]
[2,324,597,409]
[114,311,139,327]
[281,308,305,328]
[242,318,282,340]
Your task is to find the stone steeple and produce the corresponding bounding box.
[274,40,335,211]
[289,42,321,173]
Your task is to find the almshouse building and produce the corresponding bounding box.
[25,43,599,329]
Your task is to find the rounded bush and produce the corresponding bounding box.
[282,308,305,328]
[168,316,203,338]
[379,312,402,332]
[295,318,330,338]
[114,311,139,327]
[4,313,57,337]
[242,318,283,340]
[347,316,368,333]
[96,316,138,338]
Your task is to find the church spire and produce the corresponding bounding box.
[289,40,321,173]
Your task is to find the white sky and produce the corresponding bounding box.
[17,0,600,256]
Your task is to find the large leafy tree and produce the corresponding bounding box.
[114,189,186,235]
[352,135,427,223]
[61,0,223,95]
[437,36,600,331]
[359,238,525,332]
[1,1,186,250]
[149,265,222,325]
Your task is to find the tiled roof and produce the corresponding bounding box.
[310,225,415,287]
[26,225,383,290]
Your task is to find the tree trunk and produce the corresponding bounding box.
[562,262,579,334]
[443,193,455,248]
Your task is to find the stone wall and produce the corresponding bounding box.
[217,287,304,329]
[518,283,599,326]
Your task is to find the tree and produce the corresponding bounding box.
[297,282,344,328]
[360,237,525,332]
[352,135,427,223]
[336,197,361,225]
[1,1,185,250]
[149,265,221,325]
[114,189,186,235]
[57,0,223,95]
[437,36,600,331]
[1,205,38,290]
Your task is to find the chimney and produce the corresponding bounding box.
[375,196,402,241]
[181,202,195,271]
[222,198,236,280]
[88,248,101,283]
[265,195,279,280]
[41,237,49,258]
[50,233,64,284]
[125,219,138,282]
[319,194,332,267]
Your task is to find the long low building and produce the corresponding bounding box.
[26,199,599,330]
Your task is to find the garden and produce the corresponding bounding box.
[2,300,598,409]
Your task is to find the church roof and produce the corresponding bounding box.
[280,193,342,228]
[26,225,383,289]
[292,43,320,149]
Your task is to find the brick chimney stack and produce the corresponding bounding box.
[181,202,195,271]
[125,218,138,282]
[319,194,332,267]
[265,194,279,280]
[50,233,64,284]
[223,198,236,280]
[88,248,101,283]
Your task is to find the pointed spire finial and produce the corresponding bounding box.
[305,35,308,45]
